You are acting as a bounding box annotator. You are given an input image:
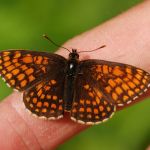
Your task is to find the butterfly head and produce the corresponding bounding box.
[69,49,79,60]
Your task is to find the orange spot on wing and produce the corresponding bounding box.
[112,92,118,101]
[127,74,132,80]
[51,103,57,109]
[37,89,43,97]
[17,74,25,81]
[84,84,89,90]
[135,88,140,93]
[12,59,18,63]
[92,101,97,106]
[35,56,43,64]
[128,90,134,96]
[80,99,84,105]
[12,69,20,75]
[46,95,51,99]
[41,67,46,73]
[102,112,106,117]
[105,86,112,93]
[41,94,45,99]
[22,56,33,63]
[10,80,15,85]
[5,73,12,79]
[96,65,102,72]
[94,108,99,114]
[95,97,100,104]
[36,84,43,91]
[20,65,28,71]
[43,59,48,64]
[128,81,136,89]
[20,80,27,87]
[25,68,34,75]
[14,63,21,67]
[123,95,129,102]
[53,95,58,100]
[133,78,140,85]
[2,70,6,74]
[103,65,109,74]
[113,67,124,76]
[107,106,111,112]
[88,92,94,98]
[51,80,56,85]
[14,52,21,58]
[43,102,49,107]
[135,74,142,80]
[72,108,77,113]
[29,75,35,82]
[58,105,63,111]
[108,79,116,87]
[37,102,42,107]
[4,56,10,61]
[86,107,92,113]
[115,87,123,95]
[115,78,122,84]
[42,108,47,113]
[4,61,11,67]
[122,83,130,91]
[99,106,104,111]
[79,107,84,112]
[86,100,91,105]
[33,98,37,103]
[44,85,51,91]
[95,115,99,119]
[126,68,132,74]
[142,79,147,84]
[3,51,10,56]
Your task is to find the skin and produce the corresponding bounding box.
[0,0,150,149]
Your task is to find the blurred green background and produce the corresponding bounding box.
[1,0,150,150]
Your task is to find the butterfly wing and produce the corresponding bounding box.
[71,59,150,124]
[0,50,67,119]
[0,50,66,91]
[84,60,150,107]
[23,72,65,119]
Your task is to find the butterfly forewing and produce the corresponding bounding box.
[0,50,66,91]
[78,60,150,108]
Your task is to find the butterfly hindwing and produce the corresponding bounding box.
[71,66,116,125]
[0,50,66,91]
[77,60,150,108]
[23,72,65,119]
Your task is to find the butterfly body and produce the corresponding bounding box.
[0,49,150,125]
[64,49,79,111]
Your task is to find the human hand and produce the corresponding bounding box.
[0,1,150,150]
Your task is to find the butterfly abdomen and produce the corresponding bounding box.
[63,56,79,111]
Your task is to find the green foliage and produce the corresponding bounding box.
[1,0,149,150]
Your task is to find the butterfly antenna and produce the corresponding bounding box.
[78,45,106,53]
[43,34,71,52]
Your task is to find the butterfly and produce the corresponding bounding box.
[0,40,150,125]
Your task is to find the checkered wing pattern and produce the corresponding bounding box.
[82,60,150,106]
[0,50,66,91]
[71,59,150,124]
[23,75,65,119]
[0,50,67,119]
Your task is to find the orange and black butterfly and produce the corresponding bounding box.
[0,39,150,125]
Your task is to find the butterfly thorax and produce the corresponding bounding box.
[63,49,79,111]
